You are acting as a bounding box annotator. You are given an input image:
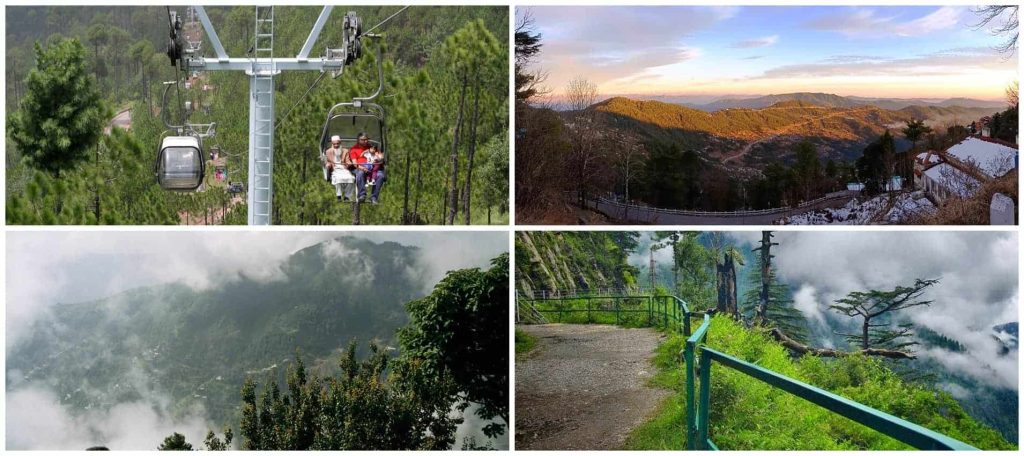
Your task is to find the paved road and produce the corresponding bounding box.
[515,324,670,450]
[105,109,131,134]
[585,194,856,225]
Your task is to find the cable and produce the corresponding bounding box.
[274,71,327,130]
[363,5,410,35]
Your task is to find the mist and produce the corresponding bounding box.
[6,231,509,450]
[629,231,1017,390]
[767,231,1018,390]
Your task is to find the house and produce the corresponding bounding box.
[921,163,980,205]
[917,136,1018,205]
[944,136,1017,179]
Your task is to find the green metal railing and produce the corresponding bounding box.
[682,312,978,451]
[518,292,691,332]
[519,290,979,450]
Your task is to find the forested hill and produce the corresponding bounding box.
[514,231,640,294]
[6,6,509,225]
[591,96,996,143]
[7,236,430,427]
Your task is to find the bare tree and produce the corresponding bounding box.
[973,6,1018,56]
[563,76,603,206]
[1007,80,1019,107]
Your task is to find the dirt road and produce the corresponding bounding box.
[105,109,131,134]
[515,324,670,450]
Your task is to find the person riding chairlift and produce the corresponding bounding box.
[325,135,355,202]
[348,132,384,204]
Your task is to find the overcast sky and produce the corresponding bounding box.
[521,5,1017,100]
[6,231,508,349]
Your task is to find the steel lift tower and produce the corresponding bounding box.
[182,6,356,225]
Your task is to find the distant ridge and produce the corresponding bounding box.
[618,92,1009,112]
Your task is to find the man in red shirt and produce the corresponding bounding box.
[348,132,374,202]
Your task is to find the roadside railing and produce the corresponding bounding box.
[682,315,977,451]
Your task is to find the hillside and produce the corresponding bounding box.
[629,316,1014,450]
[7,237,428,429]
[589,96,999,165]
[515,231,639,294]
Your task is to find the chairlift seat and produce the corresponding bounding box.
[317,104,387,184]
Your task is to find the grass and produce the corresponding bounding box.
[623,315,1015,450]
[515,328,537,359]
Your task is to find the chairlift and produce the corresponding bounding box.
[317,32,388,199]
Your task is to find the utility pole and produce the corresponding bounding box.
[183,6,353,225]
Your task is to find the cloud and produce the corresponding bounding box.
[523,6,734,91]
[753,46,1013,80]
[741,55,765,60]
[7,386,213,450]
[770,231,1018,390]
[806,6,966,37]
[6,232,508,349]
[732,35,778,48]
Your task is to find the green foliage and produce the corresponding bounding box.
[399,253,510,436]
[628,316,1014,450]
[740,270,808,343]
[515,232,640,293]
[831,278,938,352]
[157,432,192,451]
[236,342,459,450]
[8,37,109,175]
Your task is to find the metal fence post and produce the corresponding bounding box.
[685,341,696,450]
[615,297,620,325]
[698,350,712,450]
[587,297,592,323]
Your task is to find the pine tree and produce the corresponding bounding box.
[8,37,110,175]
[830,278,939,354]
[157,432,192,451]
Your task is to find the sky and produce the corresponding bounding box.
[521,5,1018,101]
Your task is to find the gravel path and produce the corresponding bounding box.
[515,324,670,450]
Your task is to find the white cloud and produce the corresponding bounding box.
[807,6,966,38]
[770,231,1018,390]
[7,386,212,450]
[732,35,779,49]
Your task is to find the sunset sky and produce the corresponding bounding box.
[521,5,1018,101]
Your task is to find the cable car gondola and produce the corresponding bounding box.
[156,134,205,191]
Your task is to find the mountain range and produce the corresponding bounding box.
[587,95,1001,166]
[7,237,431,431]
[628,92,1008,112]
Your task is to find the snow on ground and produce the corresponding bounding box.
[781,192,936,225]
[946,137,1017,177]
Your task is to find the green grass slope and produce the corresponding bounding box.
[626,315,1015,450]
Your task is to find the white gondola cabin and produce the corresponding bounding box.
[156,136,205,191]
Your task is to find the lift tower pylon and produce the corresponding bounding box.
[183,5,350,225]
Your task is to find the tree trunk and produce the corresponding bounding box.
[769,328,914,359]
[861,318,871,350]
[446,69,468,225]
[461,72,482,225]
